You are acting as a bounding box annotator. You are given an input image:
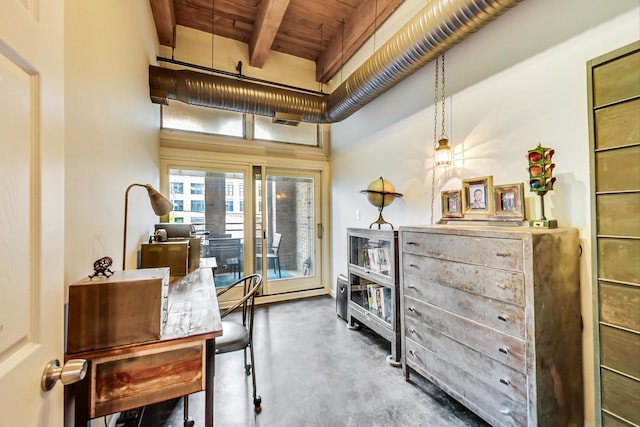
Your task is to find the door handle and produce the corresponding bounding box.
[41,358,88,391]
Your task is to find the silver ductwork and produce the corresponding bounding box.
[150,0,524,123]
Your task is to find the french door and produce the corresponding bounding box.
[253,167,323,295]
[166,163,323,297]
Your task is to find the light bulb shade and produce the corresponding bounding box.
[123,183,173,270]
[435,136,452,166]
[145,185,173,215]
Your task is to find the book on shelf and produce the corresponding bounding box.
[365,247,390,274]
[362,284,390,321]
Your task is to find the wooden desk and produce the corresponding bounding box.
[66,267,222,427]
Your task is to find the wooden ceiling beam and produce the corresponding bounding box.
[249,0,291,68]
[150,0,177,47]
[315,0,403,83]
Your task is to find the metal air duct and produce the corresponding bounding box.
[149,0,524,124]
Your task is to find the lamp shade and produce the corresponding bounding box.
[145,185,173,215]
[435,136,452,166]
[123,183,173,269]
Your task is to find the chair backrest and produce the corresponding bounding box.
[271,233,282,255]
[209,237,242,260]
[217,274,263,333]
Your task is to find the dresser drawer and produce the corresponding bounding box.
[405,296,526,373]
[406,339,527,427]
[404,271,525,338]
[404,321,526,404]
[403,253,525,306]
[402,231,523,272]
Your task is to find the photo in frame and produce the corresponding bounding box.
[462,176,493,217]
[494,183,525,219]
[441,190,463,218]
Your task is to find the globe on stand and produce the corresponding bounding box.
[360,177,403,229]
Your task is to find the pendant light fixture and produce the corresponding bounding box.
[434,53,452,167]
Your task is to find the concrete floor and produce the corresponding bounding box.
[139,295,488,427]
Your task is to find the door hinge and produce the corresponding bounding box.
[317,223,324,238]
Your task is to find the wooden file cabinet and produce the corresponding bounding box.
[399,225,583,427]
[66,268,170,353]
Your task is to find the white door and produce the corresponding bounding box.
[0,0,66,425]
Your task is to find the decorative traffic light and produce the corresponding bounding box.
[527,143,555,194]
[526,143,558,229]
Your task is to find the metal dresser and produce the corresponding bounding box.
[399,225,583,427]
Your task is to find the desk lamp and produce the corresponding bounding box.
[122,183,173,269]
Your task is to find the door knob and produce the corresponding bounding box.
[41,358,87,391]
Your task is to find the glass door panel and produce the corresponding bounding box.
[168,167,248,293]
[254,167,323,295]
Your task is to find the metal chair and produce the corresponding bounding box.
[216,274,263,413]
[256,233,282,278]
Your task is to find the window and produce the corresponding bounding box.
[162,102,324,147]
[173,200,184,211]
[239,184,244,197]
[225,201,233,212]
[191,183,204,195]
[171,182,183,194]
[191,217,205,224]
[239,201,244,212]
[174,217,184,223]
[162,102,244,137]
[254,115,317,146]
[226,184,234,196]
[191,200,205,212]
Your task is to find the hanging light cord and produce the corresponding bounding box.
[430,56,440,225]
[340,19,345,85]
[211,0,215,71]
[441,53,446,138]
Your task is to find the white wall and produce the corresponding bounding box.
[64,0,161,285]
[329,1,639,425]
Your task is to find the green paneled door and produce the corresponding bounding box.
[588,41,640,427]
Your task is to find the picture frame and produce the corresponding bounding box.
[441,190,463,218]
[494,183,525,219]
[462,176,493,217]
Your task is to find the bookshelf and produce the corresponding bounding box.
[347,228,400,366]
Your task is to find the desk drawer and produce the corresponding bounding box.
[405,320,526,404]
[404,297,525,373]
[402,232,523,272]
[403,253,524,306]
[92,341,205,418]
[404,272,525,338]
[406,338,527,427]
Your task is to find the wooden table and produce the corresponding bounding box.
[66,267,222,427]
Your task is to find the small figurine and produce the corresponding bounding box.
[88,256,115,279]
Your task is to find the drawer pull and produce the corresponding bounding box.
[499,408,511,416]
[498,315,508,322]
[499,378,510,386]
[409,263,419,268]
[409,328,416,334]
[496,252,511,257]
[499,347,510,355]
[406,241,417,246]
[408,307,416,312]
[407,283,416,289]
[409,349,415,356]
[496,283,510,290]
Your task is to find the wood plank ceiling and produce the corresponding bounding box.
[149,0,405,83]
